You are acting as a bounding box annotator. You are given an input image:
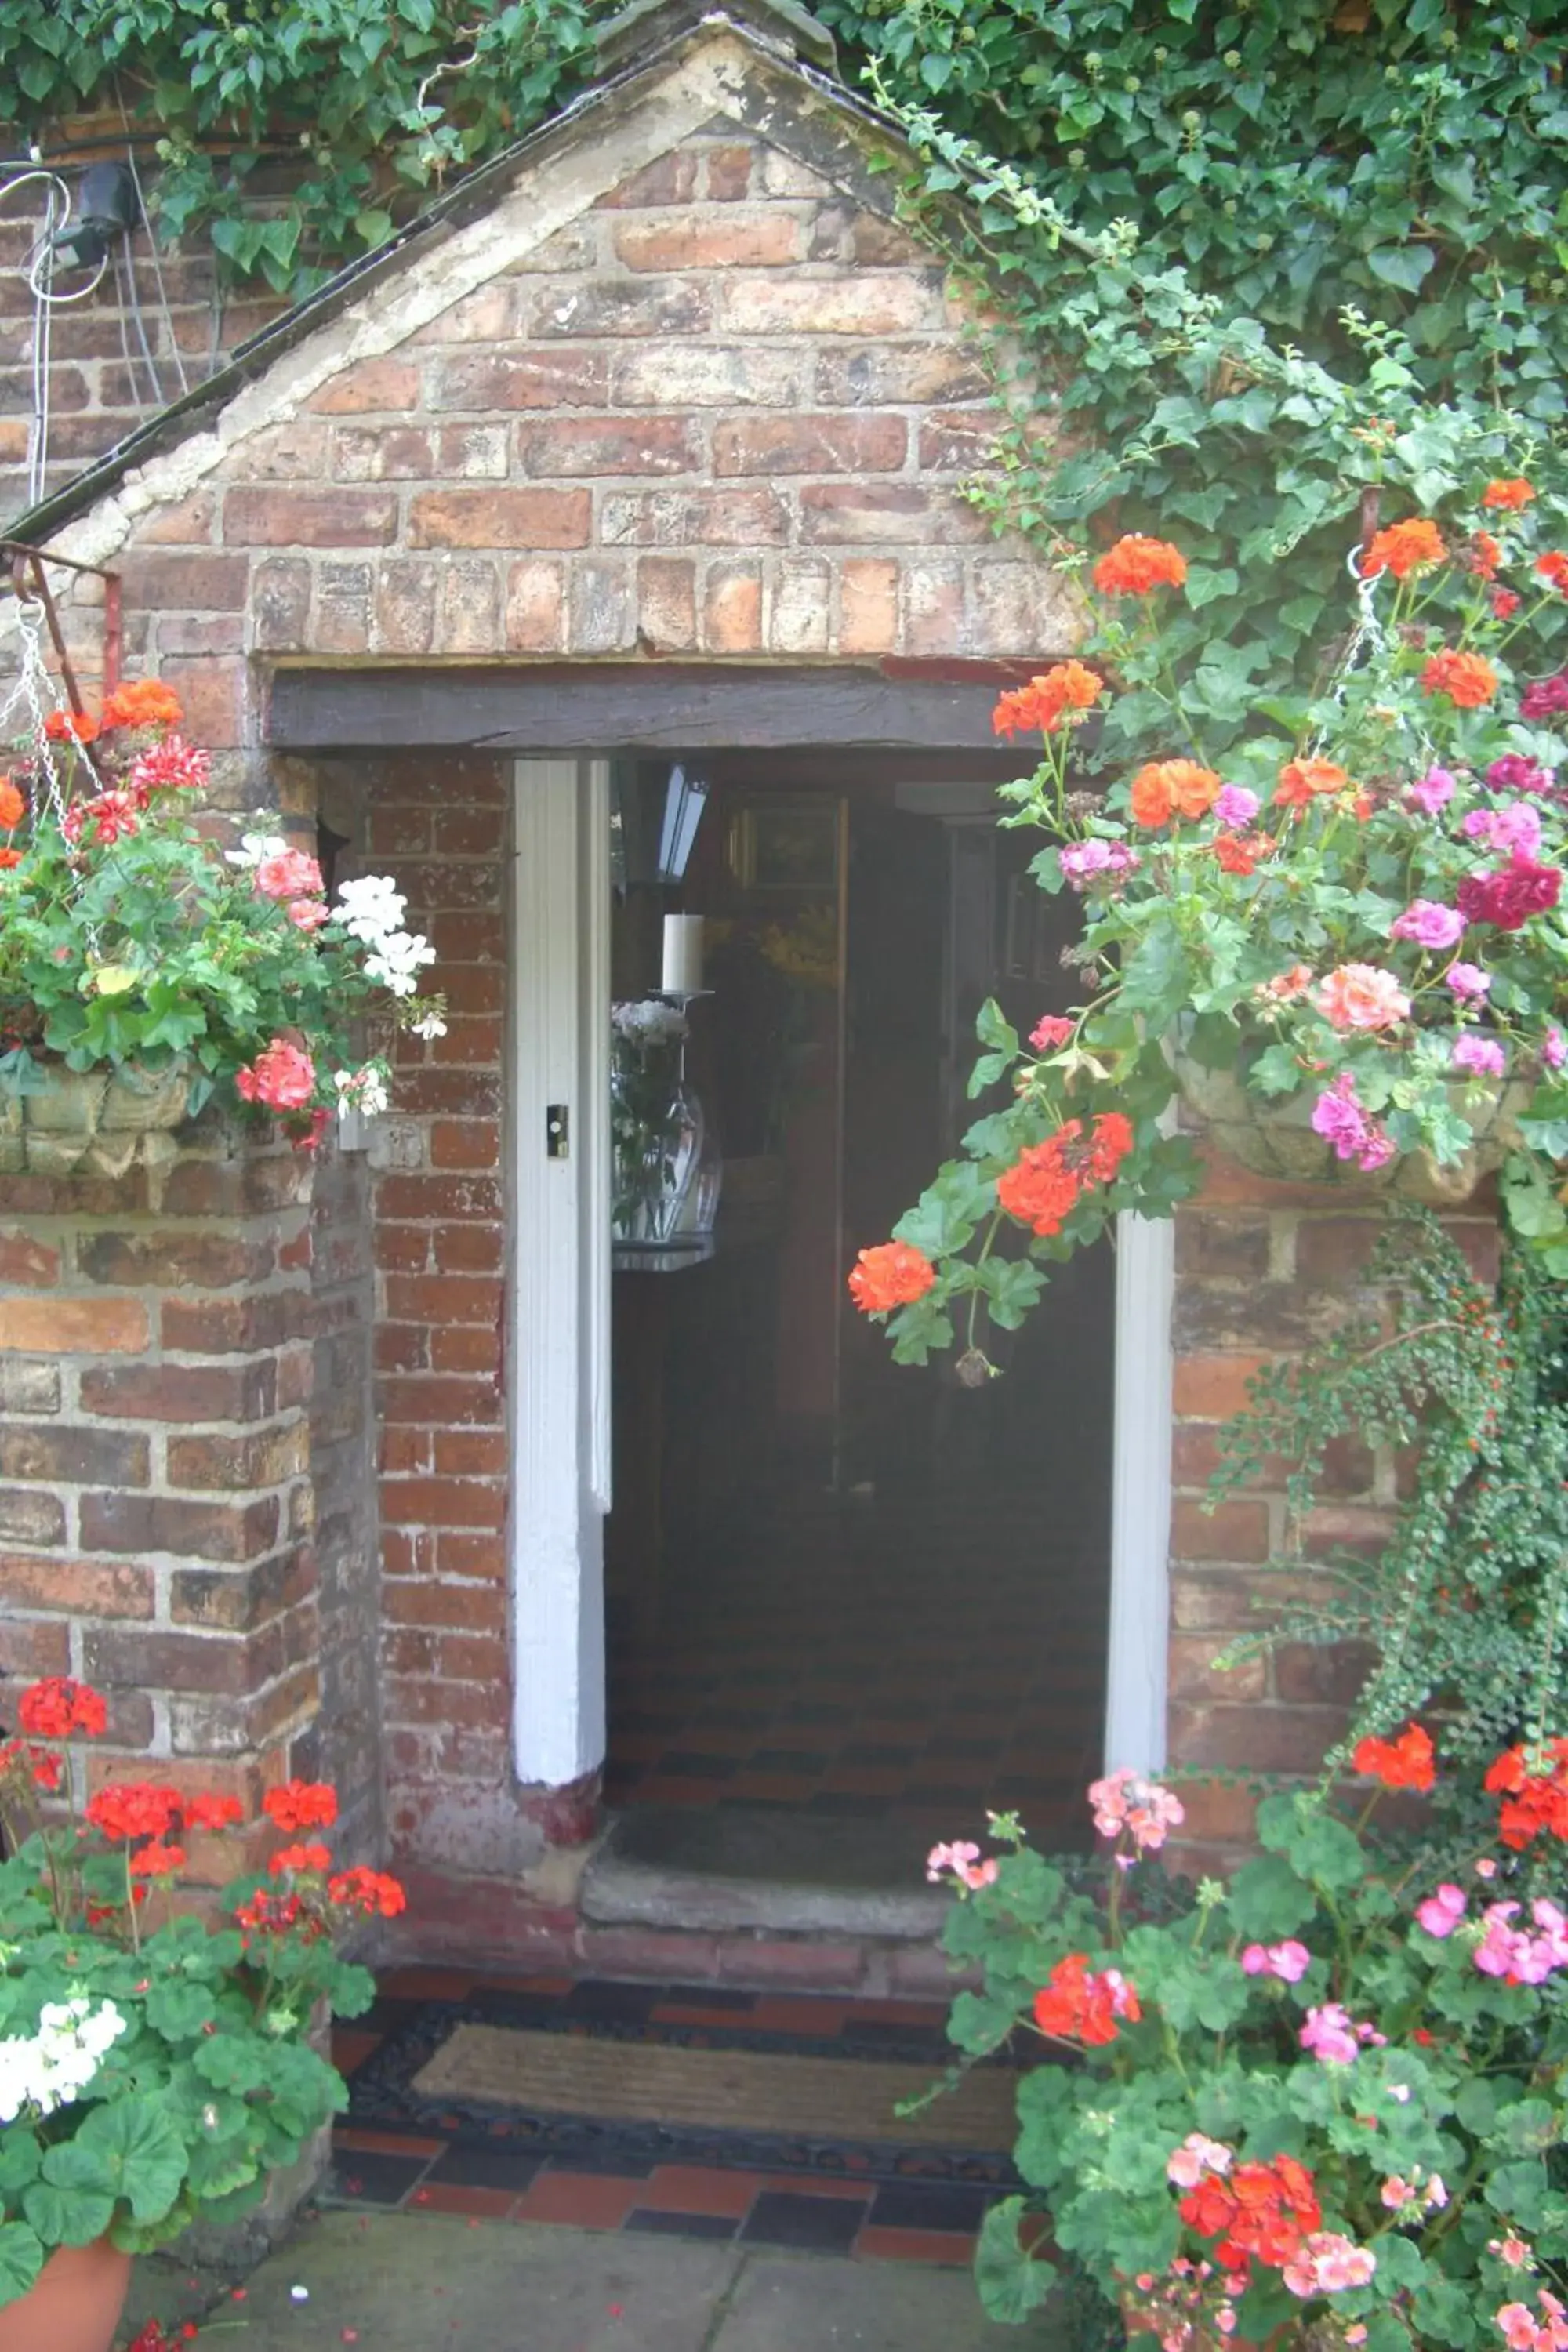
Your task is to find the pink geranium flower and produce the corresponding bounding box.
[234,1038,317,1112]
[1300,2002,1363,2065]
[1407,764,1457,815]
[1213,784,1260,829]
[1166,2132,1233,2189]
[256,848,325,902]
[1283,2233,1377,2297]
[1392,899,1465,951]
[1453,1034,1507,1078]
[1029,1014,1074,1052]
[1088,1766,1185,1852]
[1416,1882,1467,1938]
[1314,964,1411,1033]
[1465,802,1544,858]
[1447,962,1492,1002]
[1240,1940,1311,1983]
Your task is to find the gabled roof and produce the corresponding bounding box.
[13,0,915,551]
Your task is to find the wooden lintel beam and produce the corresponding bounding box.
[266,665,1015,753]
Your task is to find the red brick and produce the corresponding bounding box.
[800,482,985,543]
[307,357,422,413]
[1175,1214,1272,1281]
[223,487,397,546]
[380,1476,506,1530]
[505,560,565,652]
[1169,1702,1346,1776]
[434,1429,507,1475]
[78,1229,274,1289]
[600,153,698,207]
[0,1232,59,1285]
[119,550,249,608]
[1,1554,154,1618]
[0,1486,65,1544]
[636,557,697,652]
[431,350,607,412]
[515,416,700,476]
[84,1623,270,1697]
[0,1619,71,1677]
[166,1423,309,1490]
[431,1222,503,1272]
[431,1327,501,1374]
[408,488,590,550]
[383,1675,502,1727]
[702,561,762,652]
[1171,1353,1270,1421]
[429,1121,499,1171]
[0,1298,149,1354]
[159,1156,311,1216]
[437,1531,505,1578]
[379,1375,499,1427]
[1273,1641,1377,1706]
[704,144,755,200]
[0,1424,149,1485]
[79,1490,280,1562]
[601,487,788,548]
[722,276,935,335]
[712,415,906,475]
[160,1290,311,1353]
[383,1579,504,1630]
[1171,1497,1271,1563]
[169,1548,314,1632]
[839,558,898,653]
[612,213,799,270]
[383,1273,501,1326]
[1167,1635,1266,1703]
[436,1632,507,1681]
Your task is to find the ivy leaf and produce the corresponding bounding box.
[1365,244,1436,295]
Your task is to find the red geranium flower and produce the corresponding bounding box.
[87,1783,183,1842]
[1092,535,1187,596]
[18,1676,108,1738]
[268,1841,332,1877]
[847,1240,936,1315]
[128,1842,187,1878]
[1483,479,1534,511]
[183,1793,245,1831]
[263,1780,339,1832]
[1351,1723,1435,1791]
[1457,854,1563,933]
[328,1866,408,1918]
[1535,552,1568,593]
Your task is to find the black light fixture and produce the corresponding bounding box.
[611,760,709,889]
[655,762,707,884]
[50,161,139,272]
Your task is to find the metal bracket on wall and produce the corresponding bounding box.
[0,540,122,717]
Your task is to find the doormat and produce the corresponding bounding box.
[347,1985,1024,2186]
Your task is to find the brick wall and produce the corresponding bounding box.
[307,1130,383,1860]
[1,198,286,525]
[1163,1149,1502,1870]
[0,1127,321,1863]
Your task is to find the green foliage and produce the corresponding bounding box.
[927,1791,1568,2340]
[1212,1207,1568,1810]
[0,0,593,295]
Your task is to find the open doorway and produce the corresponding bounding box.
[600,753,1114,1870]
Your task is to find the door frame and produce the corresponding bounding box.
[506,758,1174,1791]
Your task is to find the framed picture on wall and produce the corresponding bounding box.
[726,798,842,892]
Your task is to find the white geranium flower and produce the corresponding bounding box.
[365,931,435,996]
[409,1007,447,1041]
[332,874,407,942]
[334,1065,390,1116]
[0,1998,126,2122]
[224,833,289,869]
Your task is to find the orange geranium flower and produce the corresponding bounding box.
[1537,552,1568,593]
[1359,517,1446,579]
[1129,759,1221,827]
[1421,647,1497,707]
[847,1240,936,1315]
[1274,757,1348,809]
[43,707,98,744]
[0,848,19,872]
[0,777,24,830]
[1468,531,1502,582]
[1483,478,1535,511]
[992,662,1105,738]
[1091,534,1187,596]
[100,678,184,731]
[996,1113,1132,1236]
[1352,1723,1435,1791]
[1213,833,1262,876]
[263,1779,339,1832]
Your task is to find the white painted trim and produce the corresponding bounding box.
[507,759,608,1788]
[1103,1210,1175,1773]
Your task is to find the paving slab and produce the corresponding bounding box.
[713,2251,1030,2350]
[124,2206,1059,2351]
[189,2209,740,2351]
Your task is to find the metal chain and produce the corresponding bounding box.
[1,596,100,826]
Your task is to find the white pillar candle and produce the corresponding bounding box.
[662,913,703,995]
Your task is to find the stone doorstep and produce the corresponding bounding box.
[579,1806,952,1942]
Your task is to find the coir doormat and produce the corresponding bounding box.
[347,1984,1024,2187]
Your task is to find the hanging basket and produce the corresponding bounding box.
[0,1062,194,1178]
[1171,1048,1530,1203]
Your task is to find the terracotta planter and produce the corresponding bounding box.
[1171,1049,1530,1202]
[0,2238,132,2352]
[0,1062,192,1178]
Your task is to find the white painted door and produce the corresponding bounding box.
[507,759,612,1788]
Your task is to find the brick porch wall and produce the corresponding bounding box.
[1163,1153,1502,1870]
[0,1131,325,1865]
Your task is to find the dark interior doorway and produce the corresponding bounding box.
[602,752,1113,1862]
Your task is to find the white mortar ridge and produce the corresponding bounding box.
[49,34,878,576]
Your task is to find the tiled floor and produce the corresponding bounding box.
[604,1480,1108,1852]
[328,1969,1010,2267]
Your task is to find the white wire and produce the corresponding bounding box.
[120,140,189,397]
